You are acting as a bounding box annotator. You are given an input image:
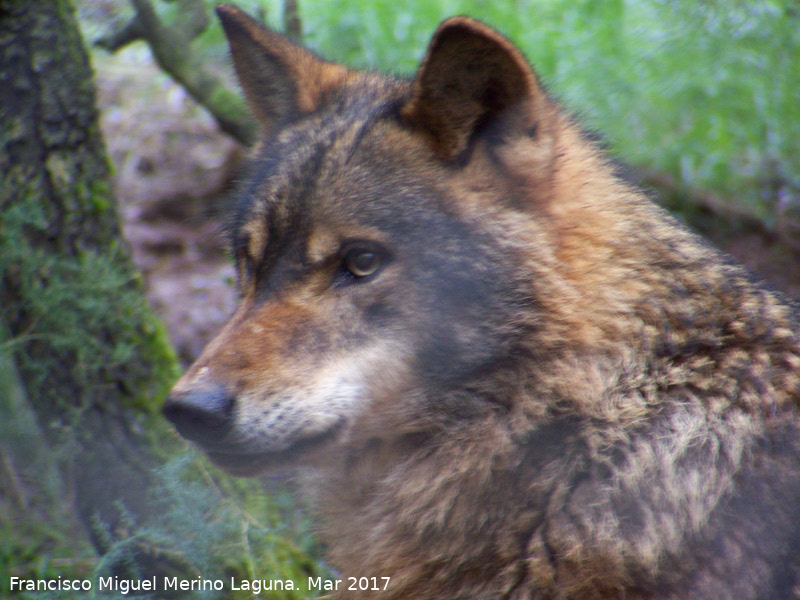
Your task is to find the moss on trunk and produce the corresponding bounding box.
[0,0,179,551]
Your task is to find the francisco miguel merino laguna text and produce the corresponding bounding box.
[9,576,300,594]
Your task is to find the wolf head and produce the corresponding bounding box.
[163,7,568,474]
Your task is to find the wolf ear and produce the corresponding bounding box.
[402,17,543,160]
[216,4,348,133]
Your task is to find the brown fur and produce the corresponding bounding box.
[164,7,800,599]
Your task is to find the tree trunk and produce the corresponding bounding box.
[0,0,178,549]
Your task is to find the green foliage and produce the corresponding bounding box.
[1,454,327,600]
[93,454,328,599]
[0,517,96,600]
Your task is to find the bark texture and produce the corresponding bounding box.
[0,0,178,544]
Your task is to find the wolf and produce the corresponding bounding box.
[163,5,800,599]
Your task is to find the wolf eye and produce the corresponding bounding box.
[343,246,382,278]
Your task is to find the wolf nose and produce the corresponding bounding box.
[162,386,235,444]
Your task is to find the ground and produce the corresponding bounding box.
[92,46,800,367]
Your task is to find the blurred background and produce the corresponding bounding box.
[2,0,799,597]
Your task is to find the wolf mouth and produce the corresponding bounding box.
[202,421,344,476]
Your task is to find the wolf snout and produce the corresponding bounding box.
[163,385,235,445]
